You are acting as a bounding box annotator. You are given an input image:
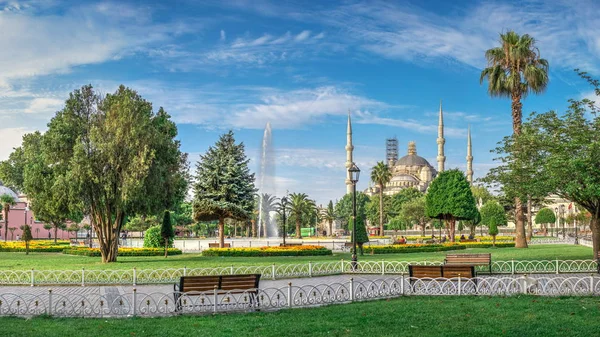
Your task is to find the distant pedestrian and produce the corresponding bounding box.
[48,232,51,239]
[16,235,20,241]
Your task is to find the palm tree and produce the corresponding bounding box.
[370,161,392,236]
[480,30,549,248]
[1,194,16,242]
[259,193,278,237]
[289,193,316,239]
[323,200,336,236]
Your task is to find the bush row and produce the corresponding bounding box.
[62,247,183,257]
[202,245,333,257]
[364,244,467,255]
[459,242,515,248]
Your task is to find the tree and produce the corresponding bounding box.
[0,147,25,191]
[193,131,256,248]
[480,31,549,249]
[288,193,316,238]
[161,211,174,257]
[387,216,408,236]
[390,188,423,218]
[513,71,600,256]
[479,201,508,246]
[535,208,556,235]
[370,161,392,236]
[349,216,369,255]
[426,170,478,242]
[125,215,159,233]
[0,194,16,242]
[400,197,429,236]
[258,193,278,237]
[8,227,16,240]
[323,200,336,236]
[67,223,80,240]
[21,225,33,255]
[366,194,392,229]
[334,192,370,231]
[43,223,52,239]
[470,185,494,206]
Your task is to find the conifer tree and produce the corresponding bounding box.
[193,131,256,247]
[21,225,33,255]
[161,210,174,257]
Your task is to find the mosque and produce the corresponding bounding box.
[344,102,474,196]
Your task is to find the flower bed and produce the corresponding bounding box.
[63,247,183,257]
[0,240,70,252]
[365,244,466,254]
[202,245,333,257]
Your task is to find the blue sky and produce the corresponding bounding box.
[0,0,598,205]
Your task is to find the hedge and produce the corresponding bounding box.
[202,245,333,257]
[364,244,467,255]
[459,242,515,248]
[63,247,183,257]
[0,241,70,252]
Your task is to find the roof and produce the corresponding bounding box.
[396,154,432,167]
[0,185,19,201]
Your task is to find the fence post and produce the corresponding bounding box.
[213,286,218,313]
[133,267,137,287]
[591,274,595,295]
[521,275,528,294]
[458,275,461,296]
[198,241,201,251]
[340,259,344,273]
[48,289,52,316]
[350,278,355,302]
[272,264,276,280]
[183,266,187,277]
[230,265,234,275]
[555,260,559,274]
[511,259,515,275]
[81,268,85,287]
[308,261,312,278]
[288,283,293,308]
[30,269,34,287]
[132,288,137,317]
[381,260,385,275]
[401,274,404,296]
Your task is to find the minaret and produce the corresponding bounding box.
[345,111,354,194]
[436,100,446,173]
[466,125,473,185]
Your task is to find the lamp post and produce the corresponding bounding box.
[574,209,579,245]
[560,204,565,240]
[281,196,288,246]
[553,207,558,237]
[348,163,360,270]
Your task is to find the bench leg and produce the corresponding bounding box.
[174,293,181,312]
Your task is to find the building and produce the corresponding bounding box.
[0,182,72,240]
[345,101,474,197]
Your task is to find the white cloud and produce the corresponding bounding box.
[220,29,226,41]
[295,30,311,41]
[0,127,32,161]
[24,97,63,114]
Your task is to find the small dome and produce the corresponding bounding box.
[390,174,418,182]
[0,184,19,201]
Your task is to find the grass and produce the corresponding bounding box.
[1,296,600,336]
[0,244,592,270]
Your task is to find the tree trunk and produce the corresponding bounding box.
[26,242,29,255]
[218,217,225,248]
[251,220,256,238]
[449,219,455,242]
[164,239,168,258]
[526,196,533,241]
[591,210,600,258]
[54,225,58,244]
[379,188,384,236]
[514,197,528,248]
[493,234,496,247]
[329,220,333,237]
[3,206,8,242]
[296,219,301,239]
[511,91,528,248]
[421,223,425,237]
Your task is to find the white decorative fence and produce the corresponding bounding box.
[1,259,598,286]
[2,275,600,317]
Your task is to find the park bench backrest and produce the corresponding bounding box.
[442,265,475,278]
[408,265,443,278]
[344,242,354,247]
[444,253,491,265]
[179,275,221,292]
[208,243,231,248]
[220,274,261,292]
[178,274,260,293]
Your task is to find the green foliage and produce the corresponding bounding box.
[171,202,194,228]
[125,215,159,232]
[322,200,336,235]
[488,222,499,237]
[63,247,182,257]
[426,170,478,221]
[288,193,317,238]
[390,188,423,217]
[161,211,174,256]
[370,161,392,235]
[470,185,494,205]
[535,208,556,225]
[0,147,25,191]
[349,216,369,245]
[193,131,256,246]
[387,216,408,232]
[143,225,174,248]
[334,192,369,229]
[365,244,466,254]
[1,193,17,241]
[365,194,392,226]
[480,201,508,228]
[21,225,33,242]
[400,197,429,234]
[202,246,332,257]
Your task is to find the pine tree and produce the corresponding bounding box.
[349,216,369,255]
[193,131,256,247]
[21,225,33,255]
[161,210,174,257]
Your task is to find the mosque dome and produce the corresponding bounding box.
[395,141,433,167]
[390,174,418,183]
[0,182,19,201]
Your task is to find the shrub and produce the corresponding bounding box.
[143,225,174,248]
[0,241,68,252]
[63,247,182,257]
[202,245,333,257]
[365,244,467,255]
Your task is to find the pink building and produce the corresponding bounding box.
[0,185,72,241]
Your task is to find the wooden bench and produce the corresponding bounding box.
[442,265,476,278]
[408,265,442,279]
[173,274,261,311]
[208,243,231,248]
[444,253,492,273]
[408,265,477,285]
[280,242,302,247]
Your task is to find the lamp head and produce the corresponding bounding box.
[348,163,360,184]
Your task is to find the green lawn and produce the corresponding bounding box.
[0,244,593,270]
[2,296,600,337]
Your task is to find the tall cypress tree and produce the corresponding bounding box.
[193,131,256,247]
[161,210,174,257]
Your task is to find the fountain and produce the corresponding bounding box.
[257,122,278,238]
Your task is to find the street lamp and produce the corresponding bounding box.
[280,196,288,246]
[560,204,565,239]
[348,163,360,270]
[554,207,558,237]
